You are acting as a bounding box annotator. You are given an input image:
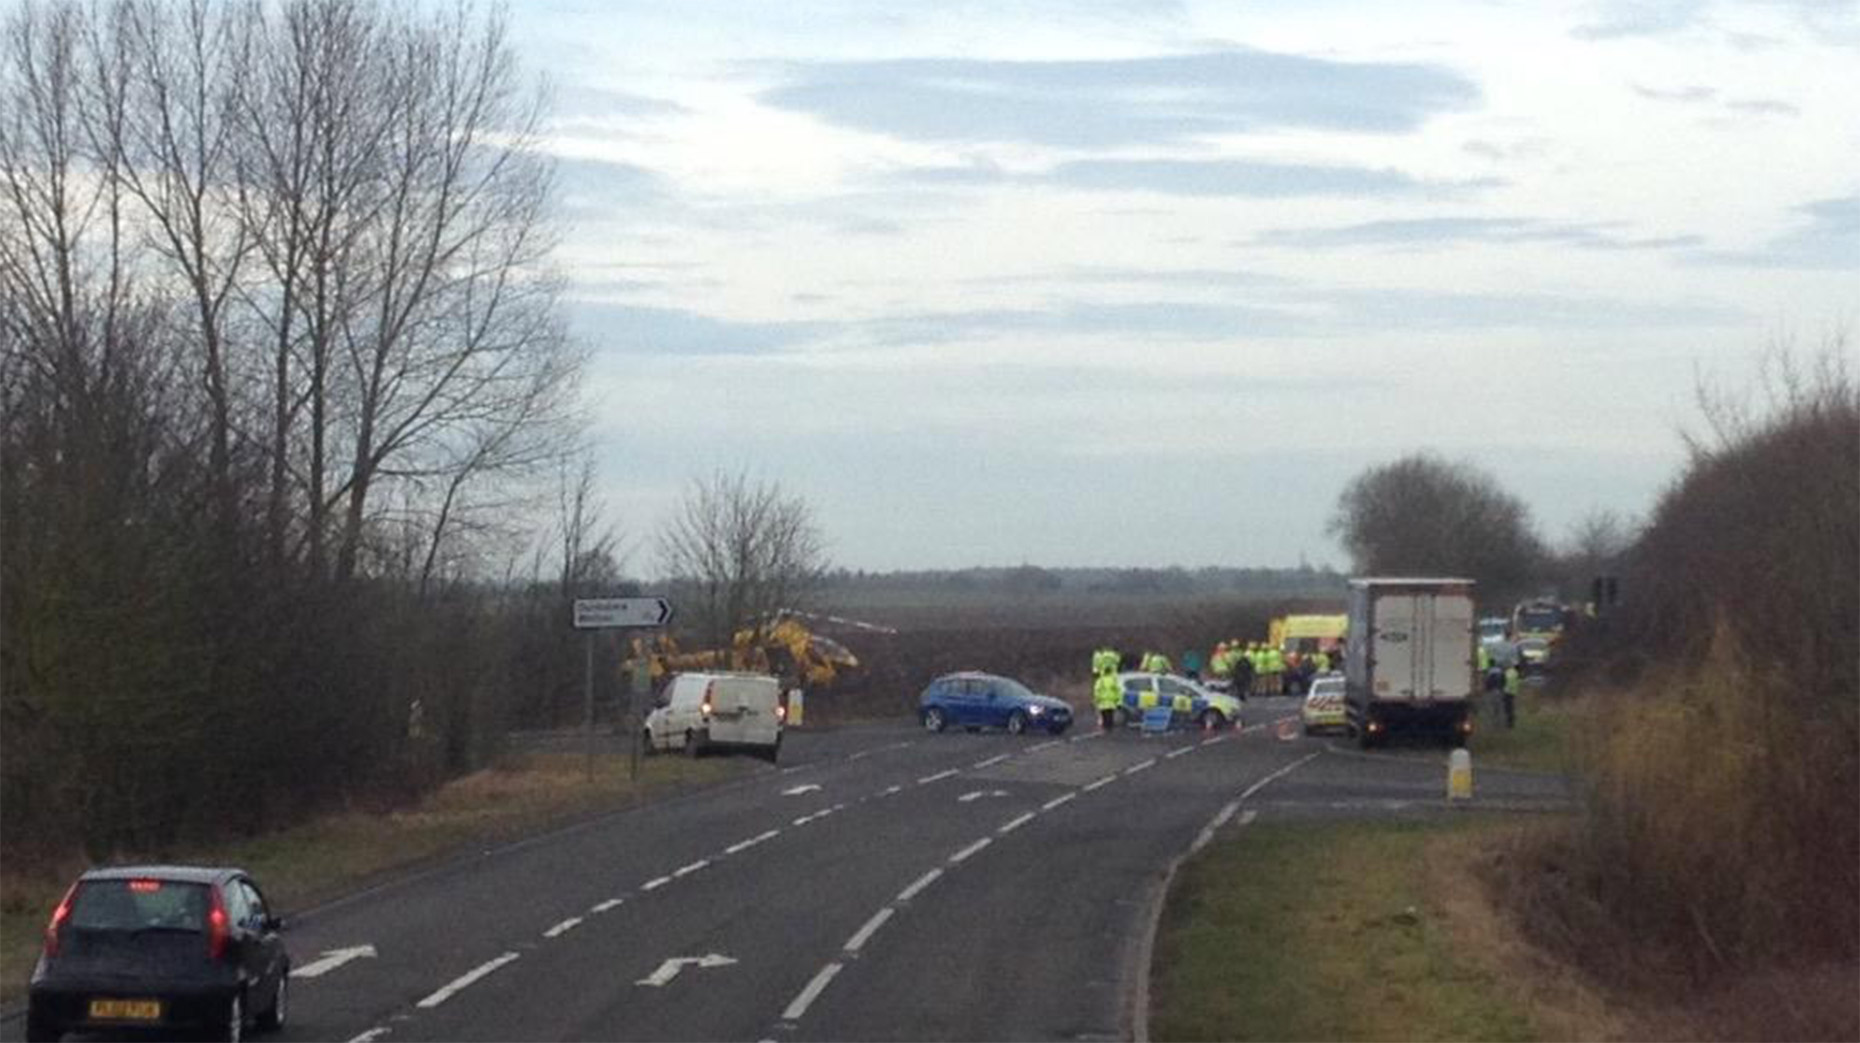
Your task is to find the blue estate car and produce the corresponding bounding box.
[918,672,1073,736]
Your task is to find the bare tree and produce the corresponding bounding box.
[658,471,829,650]
[1328,452,1547,607]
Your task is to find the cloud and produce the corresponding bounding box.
[1696,192,1860,269]
[1306,288,1747,331]
[1045,158,1484,198]
[551,84,691,120]
[1255,216,1704,252]
[758,48,1479,147]
[873,157,1490,199]
[1632,83,1717,103]
[568,301,832,356]
[1571,1,1710,40]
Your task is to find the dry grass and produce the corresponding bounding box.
[0,751,746,1005]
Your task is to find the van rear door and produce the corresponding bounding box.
[710,676,780,744]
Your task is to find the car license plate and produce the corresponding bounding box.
[89,998,162,1021]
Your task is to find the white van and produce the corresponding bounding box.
[644,672,784,761]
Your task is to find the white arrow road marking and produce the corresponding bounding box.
[956,790,1009,803]
[417,953,520,1008]
[292,945,377,979]
[636,953,738,987]
[781,784,822,796]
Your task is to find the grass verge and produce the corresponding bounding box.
[1469,685,1575,774]
[1150,815,1623,1042]
[0,750,747,1006]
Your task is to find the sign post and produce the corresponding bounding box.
[573,597,674,783]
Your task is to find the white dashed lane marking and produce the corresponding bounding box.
[896,868,942,903]
[416,952,520,1009]
[842,908,894,954]
[917,769,959,784]
[1082,774,1117,792]
[1041,792,1076,811]
[949,837,992,864]
[673,859,709,878]
[641,876,671,892]
[781,962,843,1022]
[542,917,581,938]
[590,898,625,914]
[997,812,1035,834]
[1124,758,1156,776]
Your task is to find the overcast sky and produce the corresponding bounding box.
[505,0,1857,572]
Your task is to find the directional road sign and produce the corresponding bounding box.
[573,596,673,630]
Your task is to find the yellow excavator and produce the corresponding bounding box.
[624,611,885,689]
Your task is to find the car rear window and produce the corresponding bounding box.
[69,879,210,932]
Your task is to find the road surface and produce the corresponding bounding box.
[12,697,1568,1042]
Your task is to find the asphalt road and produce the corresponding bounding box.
[13,696,1570,1042]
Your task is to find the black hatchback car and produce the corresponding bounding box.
[27,865,291,1042]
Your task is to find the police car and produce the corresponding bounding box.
[1301,673,1347,734]
[1114,672,1242,730]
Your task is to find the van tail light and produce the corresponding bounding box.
[205,887,229,961]
[775,702,787,721]
[702,681,715,717]
[43,884,76,958]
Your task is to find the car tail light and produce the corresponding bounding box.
[205,887,229,961]
[42,884,76,958]
[128,879,162,893]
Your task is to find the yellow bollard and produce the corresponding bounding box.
[787,688,805,728]
[1448,747,1473,801]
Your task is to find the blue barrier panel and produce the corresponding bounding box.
[1141,706,1173,734]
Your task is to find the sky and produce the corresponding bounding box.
[504,0,1858,572]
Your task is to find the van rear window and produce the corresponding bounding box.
[69,880,210,932]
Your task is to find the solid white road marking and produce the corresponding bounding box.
[842,908,894,953]
[1124,758,1156,776]
[972,754,1010,769]
[1082,774,1117,792]
[292,945,377,979]
[590,898,625,914]
[1041,792,1077,811]
[542,917,582,938]
[896,868,942,902]
[636,953,738,987]
[917,769,959,784]
[416,952,520,1008]
[997,812,1035,834]
[1240,752,1321,800]
[781,784,822,796]
[642,876,672,891]
[949,837,992,863]
[673,859,709,878]
[782,962,843,1021]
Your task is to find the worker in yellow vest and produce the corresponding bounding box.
[1094,666,1122,732]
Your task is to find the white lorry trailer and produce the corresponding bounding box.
[1344,577,1477,747]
